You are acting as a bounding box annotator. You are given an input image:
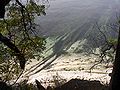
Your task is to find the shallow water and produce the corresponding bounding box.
[36,0,120,54]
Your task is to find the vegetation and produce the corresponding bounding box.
[0,0,46,82]
[109,21,120,90]
[0,0,120,90]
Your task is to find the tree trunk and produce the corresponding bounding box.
[109,24,120,90]
[0,0,11,18]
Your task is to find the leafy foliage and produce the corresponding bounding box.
[0,0,46,82]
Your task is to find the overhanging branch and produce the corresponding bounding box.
[0,33,26,69]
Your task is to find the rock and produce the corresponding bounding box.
[35,79,45,90]
[54,79,108,90]
[47,86,53,90]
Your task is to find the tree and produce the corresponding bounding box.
[109,21,120,90]
[0,0,46,82]
[0,0,11,18]
[86,21,120,90]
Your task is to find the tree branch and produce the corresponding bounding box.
[0,33,26,69]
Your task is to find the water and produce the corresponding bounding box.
[36,0,120,54]
[37,0,119,35]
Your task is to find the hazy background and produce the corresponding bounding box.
[35,0,120,55]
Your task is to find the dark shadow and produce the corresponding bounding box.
[0,81,12,90]
[10,79,109,90]
[54,79,108,90]
[25,53,57,75]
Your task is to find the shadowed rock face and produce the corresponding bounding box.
[54,79,108,90]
